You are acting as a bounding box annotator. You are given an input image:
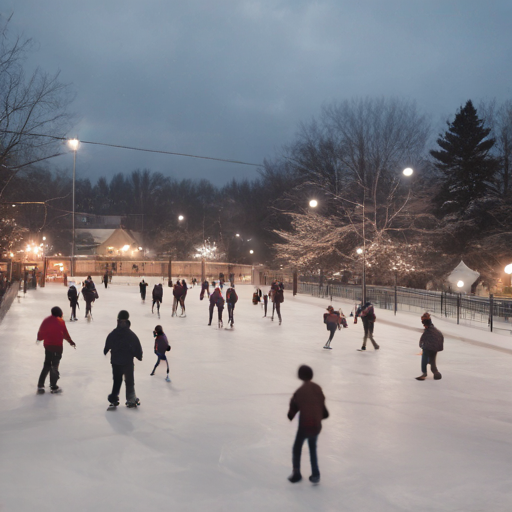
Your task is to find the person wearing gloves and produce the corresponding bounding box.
[150,325,171,381]
[416,312,444,381]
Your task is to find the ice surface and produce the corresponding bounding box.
[1,279,512,512]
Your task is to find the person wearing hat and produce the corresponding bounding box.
[36,306,76,394]
[416,312,444,380]
[104,310,143,407]
[323,306,342,349]
[150,325,171,381]
[356,301,379,350]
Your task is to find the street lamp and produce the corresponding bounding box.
[68,138,80,276]
[178,215,184,221]
[309,199,318,208]
[403,167,414,177]
[505,264,512,275]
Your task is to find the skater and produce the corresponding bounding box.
[152,283,163,317]
[36,306,76,394]
[287,365,328,484]
[81,281,96,319]
[179,279,188,316]
[263,293,268,317]
[103,271,109,289]
[139,279,149,302]
[104,310,143,407]
[323,306,342,349]
[200,279,210,300]
[272,284,284,325]
[172,280,183,316]
[67,283,79,321]
[416,312,444,380]
[208,287,224,327]
[226,286,238,327]
[356,301,379,350]
[150,325,171,381]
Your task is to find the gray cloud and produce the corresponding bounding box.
[6,0,512,184]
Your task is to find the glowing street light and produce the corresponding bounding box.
[68,138,80,275]
[505,264,512,275]
[403,167,414,177]
[457,280,464,288]
[309,199,318,208]
[356,248,363,255]
[178,215,184,221]
[249,249,254,254]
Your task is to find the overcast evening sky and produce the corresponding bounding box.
[4,1,512,185]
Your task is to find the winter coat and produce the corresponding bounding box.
[154,333,170,354]
[288,381,328,436]
[81,286,96,304]
[324,311,341,329]
[153,285,163,301]
[104,320,143,365]
[210,289,223,308]
[68,286,78,305]
[360,304,375,322]
[226,288,238,305]
[274,289,284,303]
[37,315,72,350]
[419,325,444,352]
[173,284,184,298]
[139,281,148,294]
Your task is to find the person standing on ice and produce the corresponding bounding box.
[356,301,379,350]
[67,284,79,321]
[103,271,109,289]
[416,312,444,381]
[152,283,163,316]
[81,281,96,319]
[225,285,238,327]
[200,279,210,300]
[287,365,328,484]
[36,306,76,394]
[172,280,183,316]
[139,279,148,303]
[150,325,170,381]
[104,310,143,407]
[272,283,284,325]
[179,279,188,317]
[323,306,342,349]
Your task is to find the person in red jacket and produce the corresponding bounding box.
[37,306,76,394]
[287,365,329,484]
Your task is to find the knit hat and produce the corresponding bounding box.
[154,325,163,335]
[298,365,313,381]
[117,310,130,321]
[51,306,63,318]
[421,312,431,322]
[326,306,334,311]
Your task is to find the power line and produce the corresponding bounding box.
[0,130,262,167]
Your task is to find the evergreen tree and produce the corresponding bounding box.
[431,100,498,213]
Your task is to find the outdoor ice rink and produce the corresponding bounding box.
[1,280,512,512]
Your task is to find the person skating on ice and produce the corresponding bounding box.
[103,271,109,289]
[179,279,188,317]
[67,283,79,321]
[200,279,210,300]
[356,301,379,350]
[416,312,444,380]
[81,281,96,319]
[36,306,76,394]
[172,280,183,317]
[152,283,163,317]
[208,287,224,327]
[323,306,342,349]
[225,285,238,327]
[104,310,143,407]
[139,279,148,303]
[272,282,284,325]
[150,325,171,381]
[287,365,329,484]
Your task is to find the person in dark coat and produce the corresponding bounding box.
[208,287,224,327]
[103,271,109,289]
[150,325,170,380]
[67,284,79,321]
[287,365,328,484]
[179,279,188,317]
[104,310,143,407]
[139,279,149,302]
[323,306,341,349]
[225,286,238,327]
[172,281,183,316]
[416,312,444,380]
[36,306,76,394]
[200,280,210,300]
[152,283,163,316]
[81,282,96,318]
[272,285,284,325]
[356,301,379,350]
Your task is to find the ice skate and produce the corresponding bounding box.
[165,375,171,382]
[416,374,427,380]
[288,471,302,483]
[50,387,62,394]
[37,386,45,395]
[433,372,442,380]
[126,398,140,408]
[309,475,320,484]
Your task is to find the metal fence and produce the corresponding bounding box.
[298,282,512,333]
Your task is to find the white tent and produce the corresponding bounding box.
[446,260,480,294]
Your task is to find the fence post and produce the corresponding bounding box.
[489,293,494,332]
[292,272,297,296]
[457,293,460,324]
[394,283,397,316]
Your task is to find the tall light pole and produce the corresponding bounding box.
[68,138,79,276]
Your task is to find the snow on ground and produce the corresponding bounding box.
[1,279,512,512]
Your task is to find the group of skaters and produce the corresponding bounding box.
[254,280,285,324]
[67,276,99,321]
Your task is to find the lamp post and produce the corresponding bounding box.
[68,138,79,276]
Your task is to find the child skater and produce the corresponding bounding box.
[150,325,170,381]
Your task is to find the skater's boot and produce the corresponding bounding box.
[309,474,320,484]
[165,374,171,382]
[370,336,379,350]
[37,386,45,394]
[433,372,442,380]
[415,373,427,380]
[50,386,62,394]
[288,470,302,483]
[108,394,119,406]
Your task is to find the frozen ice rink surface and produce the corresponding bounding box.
[1,280,512,512]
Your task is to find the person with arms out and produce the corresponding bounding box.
[104,310,143,408]
[150,325,171,381]
[356,301,379,350]
[416,312,444,381]
[37,306,76,394]
[287,365,328,484]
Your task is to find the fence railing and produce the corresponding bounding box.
[297,282,512,333]
[0,281,20,324]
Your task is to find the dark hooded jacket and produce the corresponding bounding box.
[104,319,143,365]
[419,324,444,352]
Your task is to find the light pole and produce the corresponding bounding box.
[68,138,79,276]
